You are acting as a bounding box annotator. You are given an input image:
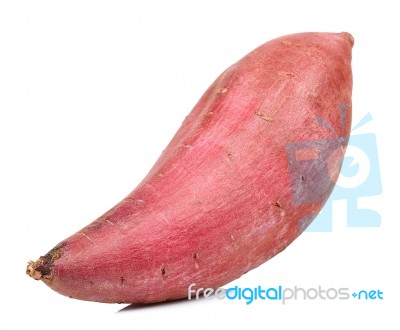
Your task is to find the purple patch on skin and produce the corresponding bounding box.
[286,136,347,205]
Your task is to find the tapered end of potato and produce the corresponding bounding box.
[340,32,354,47]
[26,258,51,281]
[26,244,64,281]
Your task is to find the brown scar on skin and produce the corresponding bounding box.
[105,219,116,226]
[255,111,273,122]
[80,232,95,244]
[217,87,228,94]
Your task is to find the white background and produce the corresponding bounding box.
[1,0,399,329]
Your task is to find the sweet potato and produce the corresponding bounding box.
[27,32,353,303]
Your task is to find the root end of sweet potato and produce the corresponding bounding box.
[26,260,44,280]
[26,244,64,281]
[341,32,354,46]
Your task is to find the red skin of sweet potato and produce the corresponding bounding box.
[27,32,353,303]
